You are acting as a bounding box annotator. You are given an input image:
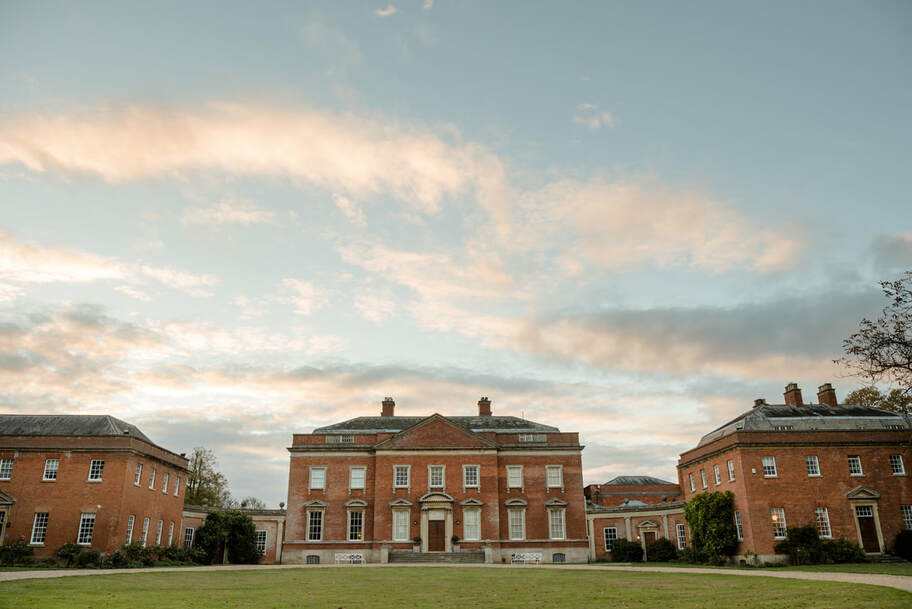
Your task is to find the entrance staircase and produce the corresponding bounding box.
[388,550,486,564]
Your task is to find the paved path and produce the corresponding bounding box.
[1,563,910,594]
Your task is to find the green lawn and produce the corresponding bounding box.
[638,561,912,577]
[1,567,909,609]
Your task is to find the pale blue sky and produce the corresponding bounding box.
[1,1,910,505]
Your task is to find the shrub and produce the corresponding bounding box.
[647,537,678,562]
[195,510,261,564]
[54,542,82,567]
[141,545,164,566]
[893,530,912,561]
[774,526,825,565]
[0,540,35,566]
[75,548,101,568]
[610,538,644,562]
[120,541,145,563]
[106,550,128,568]
[683,491,738,564]
[821,538,867,563]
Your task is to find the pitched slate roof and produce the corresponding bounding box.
[314,414,558,434]
[603,475,678,486]
[696,403,907,447]
[0,414,154,444]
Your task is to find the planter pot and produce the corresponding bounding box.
[412,545,421,552]
[452,545,460,551]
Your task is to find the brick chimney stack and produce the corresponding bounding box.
[477,396,492,416]
[381,397,395,417]
[784,383,803,407]
[817,383,838,407]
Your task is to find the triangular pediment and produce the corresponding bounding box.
[637,520,659,528]
[845,486,880,500]
[419,492,455,503]
[389,498,413,507]
[302,499,328,508]
[375,414,497,450]
[461,498,484,507]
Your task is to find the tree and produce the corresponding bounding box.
[185,447,231,507]
[238,496,266,509]
[838,272,912,407]
[844,386,912,413]
[683,491,738,565]
[193,510,261,564]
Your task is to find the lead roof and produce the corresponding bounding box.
[313,414,559,434]
[0,414,154,444]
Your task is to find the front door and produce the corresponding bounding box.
[856,506,879,552]
[644,531,656,547]
[428,520,446,552]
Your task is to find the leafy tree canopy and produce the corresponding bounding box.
[845,386,912,413]
[683,491,738,565]
[185,446,231,507]
[194,510,261,564]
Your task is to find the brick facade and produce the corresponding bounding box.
[283,400,588,564]
[678,384,912,561]
[0,415,188,557]
[587,503,689,561]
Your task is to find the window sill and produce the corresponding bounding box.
[893,473,907,477]
[29,543,45,547]
[807,474,821,478]
[87,479,102,483]
[763,475,778,479]
[41,479,56,482]
[850,474,864,477]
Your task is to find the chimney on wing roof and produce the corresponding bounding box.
[381,397,395,417]
[477,396,492,416]
[784,383,803,407]
[817,383,838,407]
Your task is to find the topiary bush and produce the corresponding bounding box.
[647,537,679,562]
[893,530,912,561]
[683,491,738,564]
[610,538,644,562]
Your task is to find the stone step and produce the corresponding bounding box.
[388,550,486,564]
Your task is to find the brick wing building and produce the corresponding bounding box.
[678,383,912,562]
[181,504,286,564]
[0,415,189,556]
[284,398,588,564]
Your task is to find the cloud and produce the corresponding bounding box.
[353,289,397,322]
[573,103,614,129]
[375,4,398,17]
[871,233,912,273]
[181,197,278,227]
[278,278,328,316]
[139,265,218,298]
[332,193,367,227]
[423,0,433,9]
[114,285,152,301]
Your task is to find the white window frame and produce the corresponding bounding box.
[174,475,180,496]
[762,456,778,478]
[727,459,735,481]
[156,519,163,545]
[462,508,481,541]
[30,512,49,545]
[392,509,410,541]
[688,473,695,492]
[700,469,707,488]
[463,464,480,489]
[734,510,743,541]
[506,465,524,490]
[848,455,863,476]
[88,459,104,482]
[548,508,566,540]
[348,510,364,541]
[806,455,820,477]
[428,465,445,489]
[603,527,618,552]
[126,514,135,544]
[141,517,150,547]
[43,458,59,481]
[149,468,156,489]
[168,521,174,546]
[546,465,564,490]
[902,505,912,530]
[770,508,787,539]
[309,466,327,491]
[815,507,832,538]
[162,472,169,494]
[256,530,268,554]
[890,454,906,475]
[0,458,13,480]
[77,513,96,545]
[349,466,366,490]
[508,508,526,540]
[307,509,324,541]
[713,464,721,485]
[393,465,411,489]
[184,527,195,547]
[676,523,687,549]
[134,463,143,486]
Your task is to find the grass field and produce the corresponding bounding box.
[1,567,909,609]
[638,561,912,577]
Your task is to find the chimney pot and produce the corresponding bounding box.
[381,397,395,417]
[817,383,838,407]
[784,383,803,407]
[477,396,492,416]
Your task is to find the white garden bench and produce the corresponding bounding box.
[510,552,542,565]
[334,552,364,565]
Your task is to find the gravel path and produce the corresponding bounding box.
[1,562,910,594]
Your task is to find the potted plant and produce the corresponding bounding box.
[412,536,422,552]
[451,535,460,551]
